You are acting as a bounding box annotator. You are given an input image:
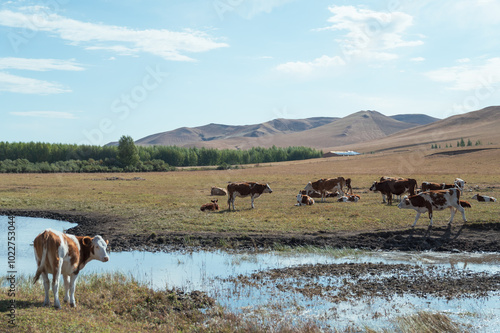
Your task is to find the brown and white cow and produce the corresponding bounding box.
[296,192,315,206]
[201,199,219,211]
[421,178,466,193]
[397,188,467,227]
[300,190,339,198]
[337,194,360,202]
[370,178,417,205]
[472,194,497,202]
[304,177,346,202]
[378,176,404,203]
[227,182,272,210]
[210,186,227,196]
[33,229,109,309]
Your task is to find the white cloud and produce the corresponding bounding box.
[410,57,425,62]
[10,111,77,119]
[0,72,70,94]
[276,55,346,75]
[323,5,423,62]
[0,7,228,61]
[425,57,500,91]
[0,57,85,71]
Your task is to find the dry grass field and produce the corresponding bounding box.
[1,147,499,240]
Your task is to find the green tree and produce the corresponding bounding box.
[117,135,139,167]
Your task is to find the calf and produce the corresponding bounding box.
[472,194,497,202]
[337,194,360,202]
[296,192,315,206]
[227,182,272,210]
[201,199,219,211]
[33,229,109,309]
[397,188,467,227]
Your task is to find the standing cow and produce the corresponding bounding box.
[397,188,467,227]
[33,229,110,309]
[227,182,272,210]
[370,178,416,205]
[304,177,346,202]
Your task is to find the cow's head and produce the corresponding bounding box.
[369,181,377,191]
[296,192,302,202]
[397,196,410,209]
[82,235,110,262]
[454,178,465,191]
[264,184,272,193]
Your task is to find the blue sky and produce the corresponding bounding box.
[1,0,500,145]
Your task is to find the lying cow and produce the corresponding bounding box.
[201,199,219,211]
[33,229,109,309]
[472,194,497,202]
[296,192,314,206]
[397,188,467,227]
[304,177,346,202]
[337,194,360,202]
[211,186,227,196]
[227,182,272,210]
[421,178,465,193]
[300,190,339,198]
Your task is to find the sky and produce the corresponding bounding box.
[1,0,500,145]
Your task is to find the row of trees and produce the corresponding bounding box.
[430,138,483,149]
[0,136,323,173]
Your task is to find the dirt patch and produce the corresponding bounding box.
[1,209,499,253]
[226,262,500,301]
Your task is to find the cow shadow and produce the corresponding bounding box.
[0,299,43,312]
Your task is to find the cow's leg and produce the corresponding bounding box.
[387,193,392,206]
[381,193,386,203]
[63,274,70,303]
[428,209,434,226]
[69,275,78,307]
[411,212,421,227]
[456,204,467,223]
[251,195,255,209]
[52,258,62,309]
[41,272,50,306]
[448,207,456,224]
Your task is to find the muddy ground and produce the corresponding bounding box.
[2,209,499,253]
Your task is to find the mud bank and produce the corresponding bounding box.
[1,209,499,252]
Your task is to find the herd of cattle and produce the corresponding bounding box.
[33,175,497,309]
[203,176,497,229]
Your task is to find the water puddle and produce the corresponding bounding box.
[1,216,499,331]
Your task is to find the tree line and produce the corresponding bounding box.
[0,137,323,173]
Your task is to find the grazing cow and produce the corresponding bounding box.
[304,177,346,202]
[227,182,272,210]
[210,186,227,196]
[337,194,360,202]
[397,188,467,227]
[201,199,219,211]
[370,178,416,205]
[296,192,315,206]
[472,194,497,202]
[33,229,109,309]
[379,177,404,203]
[454,178,466,192]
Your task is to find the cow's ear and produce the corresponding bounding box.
[82,236,92,247]
[105,239,109,246]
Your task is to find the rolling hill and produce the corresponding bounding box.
[131,112,437,150]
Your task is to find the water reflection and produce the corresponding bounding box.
[1,216,499,331]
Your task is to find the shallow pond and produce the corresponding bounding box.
[1,216,499,331]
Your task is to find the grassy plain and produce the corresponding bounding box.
[0,148,499,238]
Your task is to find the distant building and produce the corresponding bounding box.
[323,150,361,158]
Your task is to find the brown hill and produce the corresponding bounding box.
[135,117,337,147]
[334,106,500,153]
[185,110,418,150]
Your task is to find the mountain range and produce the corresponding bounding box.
[114,106,500,153]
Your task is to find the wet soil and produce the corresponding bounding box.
[226,262,500,301]
[1,209,499,253]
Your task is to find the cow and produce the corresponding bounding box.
[210,186,227,196]
[201,199,219,211]
[421,178,465,193]
[304,177,346,202]
[370,178,417,205]
[300,190,339,198]
[337,194,360,202]
[296,192,314,206]
[454,178,466,192]
[33,229,109,309]
[376,177,414,203]
[227,182,272,210]
[397,188,467,227]
[472,194,497,202]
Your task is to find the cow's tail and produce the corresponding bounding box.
[33,232,49,284]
